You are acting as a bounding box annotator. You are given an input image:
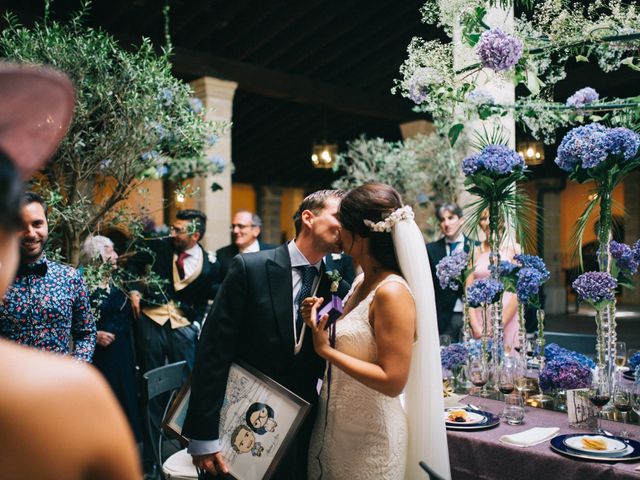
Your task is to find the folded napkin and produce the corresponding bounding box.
[500,427,560,447]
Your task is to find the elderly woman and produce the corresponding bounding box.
[81,234,142,443]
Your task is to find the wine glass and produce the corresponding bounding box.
[615,341,628,372]
[466,356,490,401]
[588,368,612,434]
[612,381,632,438]
[497,362,516,417]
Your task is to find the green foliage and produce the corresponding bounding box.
[332,133,461,209]
[397,0,640,143]
[0,2,227,263]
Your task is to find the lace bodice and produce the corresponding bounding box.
[307,274,409,480]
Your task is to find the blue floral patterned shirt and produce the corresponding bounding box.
[0,254,96,362]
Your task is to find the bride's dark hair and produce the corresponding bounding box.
[339,183,403,271]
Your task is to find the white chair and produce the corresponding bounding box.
[162,449,198,480]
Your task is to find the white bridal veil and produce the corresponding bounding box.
[392,207,451,480]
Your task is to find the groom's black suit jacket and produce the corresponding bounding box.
[426,236,473,335]
[183,243,349,479]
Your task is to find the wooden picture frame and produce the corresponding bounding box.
[162,361,311,480]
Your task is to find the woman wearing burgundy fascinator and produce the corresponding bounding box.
[0,63,140,480]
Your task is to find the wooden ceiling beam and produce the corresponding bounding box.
[170,46,420,121]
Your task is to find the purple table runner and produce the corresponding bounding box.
[448,395,640,480]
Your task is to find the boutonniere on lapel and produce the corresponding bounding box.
[326,269,341,294]
[319,270,344,332]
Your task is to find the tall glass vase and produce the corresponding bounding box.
[530,309,552,403]
[462,300,472,345]
[596,185,618,386]
[517,303,526,357]
[488,203,504,376]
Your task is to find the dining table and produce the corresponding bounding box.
[447,395,640,480]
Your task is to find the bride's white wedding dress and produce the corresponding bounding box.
[307,274,409,480]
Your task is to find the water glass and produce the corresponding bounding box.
[612,381,632,437]
[503,394,525,425]
[615,341,628,370]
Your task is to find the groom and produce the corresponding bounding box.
[184,189,350,479]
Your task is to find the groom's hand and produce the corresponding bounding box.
[192,452,229,476]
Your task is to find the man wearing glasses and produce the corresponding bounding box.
[212,210,275,297]
[129,209,219,372]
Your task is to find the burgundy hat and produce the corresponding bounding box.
[0,63,75,179]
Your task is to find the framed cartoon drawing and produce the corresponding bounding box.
[162,362,311,480]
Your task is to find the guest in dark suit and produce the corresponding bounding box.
[184,190,350,480]
[212,210,276,297]
[426,203,473,343]
[129,209,219,371]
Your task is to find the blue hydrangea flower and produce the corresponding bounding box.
[160,88,174,107]
[515,267,543,304]
[462,145,525,176]
[544,342,595,369]
[489,260,517,276]
[566,87,599,108]
[476,27,523,72]
[572,271,617,304]
[610,240,640,274]
[188,97,204,114]
[629,351,640,370]
[514,254,550,280]
[441,343,468,370]
[208,155,226,170]
[140,150,160,162]
[556,123,640,172]
[467,278,503,307]
[436,250,469,291]
[156,165,168,177]
[466,87,495,105]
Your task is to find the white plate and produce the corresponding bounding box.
[564,435,628,454]
[444,409,486,425]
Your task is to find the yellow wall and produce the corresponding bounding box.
[280,188,305,241]
[560,181,624,269]
[231,183,257,215]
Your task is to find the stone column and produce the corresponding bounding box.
[257,186,283,245]
[623,171,640,305]
[190,77,238,251]
[537,179,567,314]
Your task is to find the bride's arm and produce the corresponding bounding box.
[304,282,415,397]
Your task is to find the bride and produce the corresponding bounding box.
[302,183,451,480]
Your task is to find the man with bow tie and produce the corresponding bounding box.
[0,191,96,362]
[426,203,474,343]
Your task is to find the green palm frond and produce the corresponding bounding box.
[470,124,510,151]
[570,192,599,269]
[462,183,537,257]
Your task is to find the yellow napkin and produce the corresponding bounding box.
[499,427,559,447]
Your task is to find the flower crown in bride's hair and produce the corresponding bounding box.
[363,205,414,232]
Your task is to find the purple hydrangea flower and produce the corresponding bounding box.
[572,271,617,304]
[476,27,523,72]
[436,250,469,291]
[610,240,640,274]
[467,278,504,307]
[441,343,468,370]
[407,67,439,104]
[514,254,550,280]
[515,267,543,304]
[539,358,592,391]
[462,145,525,176]
[566,87,599,108]
[556,123,640,172]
